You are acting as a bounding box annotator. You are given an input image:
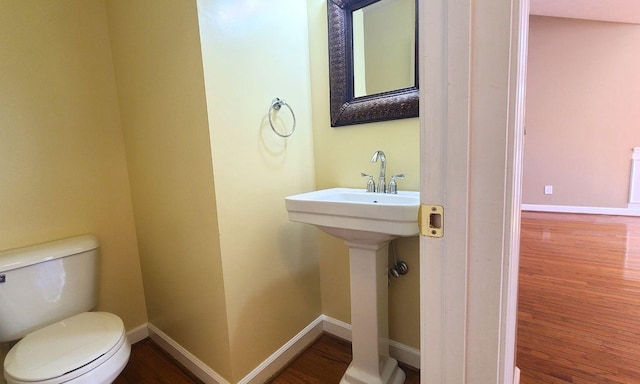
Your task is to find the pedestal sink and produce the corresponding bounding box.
[285,188,420,384]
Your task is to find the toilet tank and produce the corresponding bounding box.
[0,235,99,342]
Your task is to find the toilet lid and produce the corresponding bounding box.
[4,312,125,382]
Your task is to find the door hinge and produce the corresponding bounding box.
[418,204,444,238]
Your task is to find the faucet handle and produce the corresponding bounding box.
[388,174,405,194]
[361,172,376,192]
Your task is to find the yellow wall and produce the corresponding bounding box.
[363,0,415,95]
[1,0,419,381]
[196,0,321,380]
[307,0,421,349]
[0,0,148,379]
[105,0,232,378]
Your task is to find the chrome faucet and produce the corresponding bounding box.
[370,150,386,193]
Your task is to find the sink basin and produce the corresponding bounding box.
[285,188,419,243]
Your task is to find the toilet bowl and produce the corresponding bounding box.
[4,312,130,384]
[0,235,131,384]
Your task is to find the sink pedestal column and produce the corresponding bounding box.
[341,240,405,384]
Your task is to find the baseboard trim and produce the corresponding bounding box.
[319,315,421,369]
[126,323,149,345]
[238,316,325,384]
[321,315,352,341]
[143,315,421,384]
[148,324,231,384]
[389,339,421,370]
[522,204,640,217]
[514,367,521,384]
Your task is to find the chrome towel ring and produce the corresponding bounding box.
[268,97,296,138]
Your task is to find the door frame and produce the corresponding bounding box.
[418,0,530,382]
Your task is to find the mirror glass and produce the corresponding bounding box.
[352,0,416,98]
[328,0,418,127]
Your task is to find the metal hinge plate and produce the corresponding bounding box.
[419,204,444,238]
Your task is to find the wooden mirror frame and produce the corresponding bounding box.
[328,0,419,127]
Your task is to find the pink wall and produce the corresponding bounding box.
[523,16,640,208]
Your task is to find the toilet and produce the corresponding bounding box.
[0,235,131,384]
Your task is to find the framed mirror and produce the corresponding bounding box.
[328,0,418,127]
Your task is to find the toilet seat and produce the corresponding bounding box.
[4,312,130,384]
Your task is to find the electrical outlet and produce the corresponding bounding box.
[544,185,553,195]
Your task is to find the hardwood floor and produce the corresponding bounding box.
[114,339,203,384]
[115,334,419,383]
[267,334,420,384]
[517,211,640,384]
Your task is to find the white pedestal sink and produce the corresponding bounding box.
[285,188,420,384]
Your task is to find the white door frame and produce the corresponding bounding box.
[419,0,530,382]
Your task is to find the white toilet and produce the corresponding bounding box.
[0,235,131,384]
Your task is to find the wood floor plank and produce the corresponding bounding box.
[517,212,640,384]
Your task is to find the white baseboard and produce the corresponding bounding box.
[146,317,324,384]
[522,204,640,217]
[388,339,421,370]
[321,315,352,341]
[514,367,521,384]
[238,316,324,384]
[126,323,149,345]
[148,324,231,384]
[142,315,421,384]
[320,315,421,369]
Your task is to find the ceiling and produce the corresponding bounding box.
[530,0,640,24]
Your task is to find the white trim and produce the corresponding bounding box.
[148,323,231,384]
[388,339,421,370]
[321,315,352,341]
[629,147,640,206]
[501,0,529,382]
[138,315,420,384]
[126,323,150,345]
[419,0,470,378]
[522,204,640,217]
[320,315,421,369]
[419,0,525,380]
[237,316,324,384]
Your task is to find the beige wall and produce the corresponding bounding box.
[197,0,321,381]
[307,0,421,349]
[105,0,232,378]
[523,16,640,207]
[0,0,148,379]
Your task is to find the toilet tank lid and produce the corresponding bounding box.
[0,234,98,273]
